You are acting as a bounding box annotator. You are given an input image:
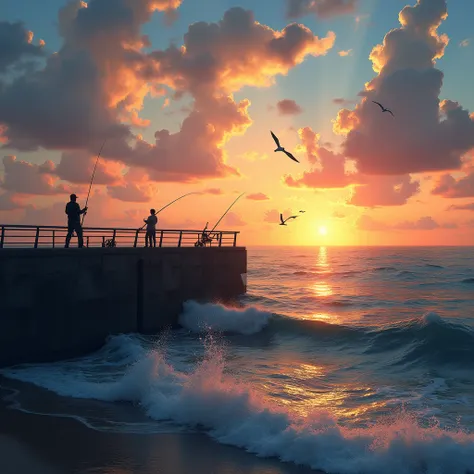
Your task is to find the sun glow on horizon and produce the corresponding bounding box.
[318,225,328,236]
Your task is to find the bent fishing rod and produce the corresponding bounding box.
[207,192,245,235]
[139,192,200,230]
[81,139,107,226]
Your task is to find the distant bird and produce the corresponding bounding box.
[280,213,298,226]
[299,210,306,213]
[270,131,300,163]
[372,101,394,117]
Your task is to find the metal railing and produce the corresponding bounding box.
[0,225,239,249]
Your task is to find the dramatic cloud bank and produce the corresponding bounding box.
[333,0,474,176]
[0,2,336,189]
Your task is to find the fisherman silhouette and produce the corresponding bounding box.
[144,209,158,247]
[65,194,87,248]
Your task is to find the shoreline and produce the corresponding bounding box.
[0,384,321,474]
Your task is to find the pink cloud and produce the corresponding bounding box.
[448,202,474,211]
[107,168,159,203]
[223,211,246,227]
[47,150,125,185]
[357,214,456,231]
[264,208,293,224]
[284,126,360,189]
[349,174,420,207]
[1,155,70,195]
[246,193,270,201]
[432,171,474,198]
[277,99,303,116]
[0,192,23,211]
[333,0,474,176]
[286,0,357,19]
[201,188,223,195]
[332,98,354,106]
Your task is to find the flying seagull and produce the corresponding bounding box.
[270,131,300,163]
[299,210,306,213]
[280,213,298,226]
[372,101,394,117]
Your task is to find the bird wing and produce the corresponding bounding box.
[280,213,284,224]
[270,131,280,148]
[372,100,384,110]
[284,150,300,163]
[388,110,394,117]
[287,215,298,221]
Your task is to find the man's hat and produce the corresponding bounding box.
[70,193,77,199]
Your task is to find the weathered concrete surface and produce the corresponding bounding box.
[0,247,246,367]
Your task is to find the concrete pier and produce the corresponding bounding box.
[0,247,247,367]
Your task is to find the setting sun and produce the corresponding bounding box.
[318,226,328,236]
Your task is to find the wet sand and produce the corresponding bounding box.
[0,393,321,474]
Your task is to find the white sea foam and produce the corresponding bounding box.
[3,335,474,474]
[179,301,271,335]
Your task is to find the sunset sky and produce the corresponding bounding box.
[0,0,473,246]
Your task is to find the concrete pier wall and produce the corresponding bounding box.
[0,247,247,367]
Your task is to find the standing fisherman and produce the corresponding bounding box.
[65,194,88,248]
[143,209,158,247]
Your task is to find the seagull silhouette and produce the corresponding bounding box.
[372,101,394,117]
[299,210,306,213]
[280,213,298,226]
[270,131,299,163]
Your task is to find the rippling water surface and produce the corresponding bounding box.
[2,246,474,474]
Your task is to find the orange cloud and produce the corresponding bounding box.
[277,99,303,115]
[264,208,293,224]
[338,49,352,56]
[223,212,246,227]
[284,126,360,189]
[107,168,159,203]
[349,175,420,207]
[0,4,336,188]
[246,193,270,201]
[1,156,70,196]
[448,203,474,211]
[357,214,456,231]
[432,171,474,198]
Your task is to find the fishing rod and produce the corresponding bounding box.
[82,139,107,226]
[208,192,245,234]
[139,191,200,230]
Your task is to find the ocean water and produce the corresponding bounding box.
[2,246,474,474]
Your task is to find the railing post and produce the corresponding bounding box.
[87,236,90,248]
[102,236,105,247]
[218,232,222,247]
[159,230,164,248]
[134,229,139,248]
[0,226,4,248]
[178,231,182,247]
[52,230,55,248]
[233,232,237,247]
[34,227,40,248]
[112,229,116,245]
